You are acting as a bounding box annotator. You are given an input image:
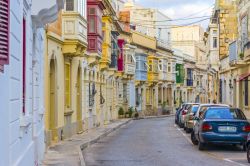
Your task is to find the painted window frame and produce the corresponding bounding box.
[22,16,27,114]
[0,0,10,72]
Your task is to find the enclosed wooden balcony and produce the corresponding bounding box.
[62,11,88,57]
[147,55,159,83]
[100,16,112,70]
[124,44,136,76]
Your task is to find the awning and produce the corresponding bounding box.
[238,73,250,81]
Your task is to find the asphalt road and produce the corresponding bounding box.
[83,117,248,166]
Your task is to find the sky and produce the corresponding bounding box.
[134,0,215,29]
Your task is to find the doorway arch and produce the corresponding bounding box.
[49,59,58,141]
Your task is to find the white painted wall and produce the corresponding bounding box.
[0,0,60,165]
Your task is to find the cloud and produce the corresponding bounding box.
[134,0,215,28]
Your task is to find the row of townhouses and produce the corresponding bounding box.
[205,0,250,117]
[0,0,209,165]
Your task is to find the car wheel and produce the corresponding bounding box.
[186,128,191,133]
[191,131,198,145]
[247,146,250,163]
[198,141,206,151]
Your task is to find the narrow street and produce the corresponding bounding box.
[83,117,248,166]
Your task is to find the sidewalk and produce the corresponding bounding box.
[42,119,132,166]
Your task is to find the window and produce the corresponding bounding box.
[22,17,26,114]
[168,63,171,72]
[0,0,10,72]
[78,0,86,17]
[89,17,95,33]
[149,64,152,72]
[245,79,248,106]
[66,0,74,11]
[136,62,139,69]
[146,89,150,104]
[159,64,162,71]
[65,63,71,108]
[89,8,95,15]
[213,37,217,48]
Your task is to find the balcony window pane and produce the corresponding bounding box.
[89,8,95,15]
[213,37,217,48]
[89,17,95,33]
[66,0,74,11]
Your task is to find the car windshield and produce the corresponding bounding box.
[204,108,246,120]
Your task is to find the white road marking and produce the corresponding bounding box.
[224,158,247,166]
[174,125,248,166]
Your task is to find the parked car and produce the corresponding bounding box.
[191,107,249,151]
[192,104,229,128]
[183,104,200,133]
[179,103,197,128]
[175,105,184,124]
[246,133,250,163]
[175,104,187,126]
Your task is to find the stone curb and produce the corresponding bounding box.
[139,114,175,119]
[79,119,132,166]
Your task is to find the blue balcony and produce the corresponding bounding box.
[135,53,147,81]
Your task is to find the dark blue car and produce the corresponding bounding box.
[175,104,185,125]
[191,107,250,151]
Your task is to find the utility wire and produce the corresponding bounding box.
[131,15,211,22]
[180,3,215,19]
[118,18,210,29]
[130,16,210,26]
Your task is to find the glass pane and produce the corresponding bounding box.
[89,17,95,33]
[89,8,95,15]
[66,0,74,11]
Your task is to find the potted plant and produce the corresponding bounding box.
[239,52,244,60]
[128,107,134,118]
[158,99,162,104]
[162,101,170,115]
[118,107,124,118]
[125,111,130,118]
[134,108,139,119]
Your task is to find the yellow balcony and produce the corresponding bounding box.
[62,11,88,57]
[100,44,111,70]
[147,55,159,83]
[131,31,156,50]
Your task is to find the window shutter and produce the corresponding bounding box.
[0,0,10,72]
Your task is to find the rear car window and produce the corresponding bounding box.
[204,108,246,120]
[191,106,199,114]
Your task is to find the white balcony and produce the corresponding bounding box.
[62,11,88,56]
[125,64,136,75]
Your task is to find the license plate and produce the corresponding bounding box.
[218,126,237,132]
